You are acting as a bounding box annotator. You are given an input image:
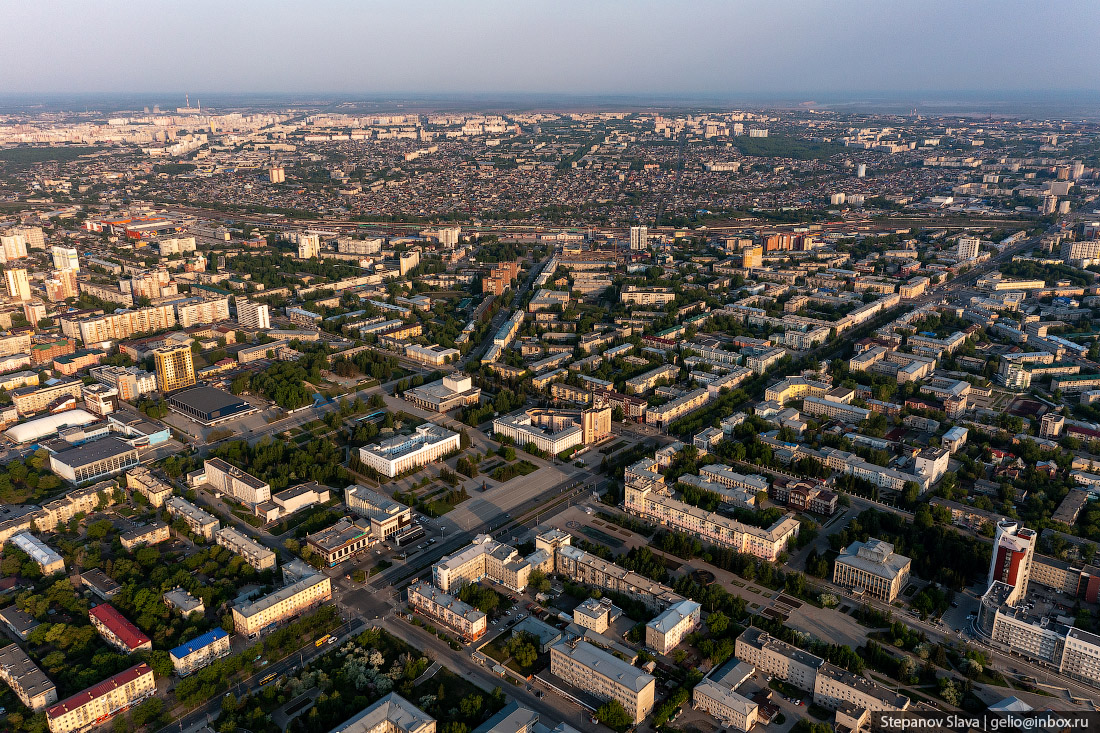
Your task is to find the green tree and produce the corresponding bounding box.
[595,699,632,732]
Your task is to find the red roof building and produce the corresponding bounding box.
[88,604,151,653]
[46,663,155,732]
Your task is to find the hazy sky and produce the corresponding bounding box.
[3,0,1098,97]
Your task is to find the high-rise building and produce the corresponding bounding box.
[235,299,271,330]
[292,232,320,259]
[51,246,80,271]
[153,344,196,393]
[629,226,648,251]
[0,233,29,263]
[856,164,867,178]
[11,226,44,250]
[268,165,285,184]
[5,268,30,301]
[45,269,78,301]
[988,521,1037,603]
[957,237,980,261]
[742,245,763,268]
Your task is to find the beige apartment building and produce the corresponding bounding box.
[12,379,83,416]
[620,286,676,306]
[203,458,271,506]
[0,643,57,712]
[693,661,759,733]
[433,534,537,593]
[125,467,173,508]
[734,628,823,692]
[550,640,656,724]
[407,581,487,641]
[45,663,155,733]
[119,522,170,551]
[555,544,684,612]
[625,480,799,561]
[166,496,220,540]
[232,574,332,637]
[77,305,176,346]
[646,599,702,655]
[215,527,277,570]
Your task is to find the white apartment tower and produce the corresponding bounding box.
[5,268,30,301]
[629,226,649,251]
[957,237,980,261]
[236,299,271,330]
[51,246,80,272]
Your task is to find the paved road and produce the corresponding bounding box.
[159,618,365,733]
[379,616,602,731]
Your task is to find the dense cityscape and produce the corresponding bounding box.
[2,4,1100,731]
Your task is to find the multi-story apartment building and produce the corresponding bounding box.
[832,539,911,602]
[555,545,684,612]
[76,306,177,346]
[119,522,170,551]
[166,496,220,540]
[646,599,701,655]
[801,396,870,423]
[88,604,152,654]
[433,534,538,593]
[620,286,675,307]
[153,344,196,392]
[573,597,618,633]
[90,365,158,400]
[203,458,271,506]
[549,640,656,724]
[764,377,830,405]
[125,467,173,508]
[232,574,332,637]
[625,364,679,395]
[625,480,799,561]
[0,331,32,358]
[697,465,769,495]
[735,628,909,712]
[12,379,83,416]
[52,245,80,271]
[9,532,66,575]
[5,267,31,301]
[645,388,710,428]
[407,581,487,641]
[693,660,759,733]
[215,527,277,570]
[813,662,911,713]
[744,347,786,375]
[45,663,155,733]
[235,299,271,329]
[358,424,460,478]
[170,296,231,328]
[30,337,76,365]
[170,628,231,677]
[0,643,57,712]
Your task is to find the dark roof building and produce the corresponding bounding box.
[166,386,257,425]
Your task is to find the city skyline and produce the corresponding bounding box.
[3,0,1099,100]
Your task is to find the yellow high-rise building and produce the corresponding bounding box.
[154,344,196,393]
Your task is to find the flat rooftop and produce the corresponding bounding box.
[49,436,136,468]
